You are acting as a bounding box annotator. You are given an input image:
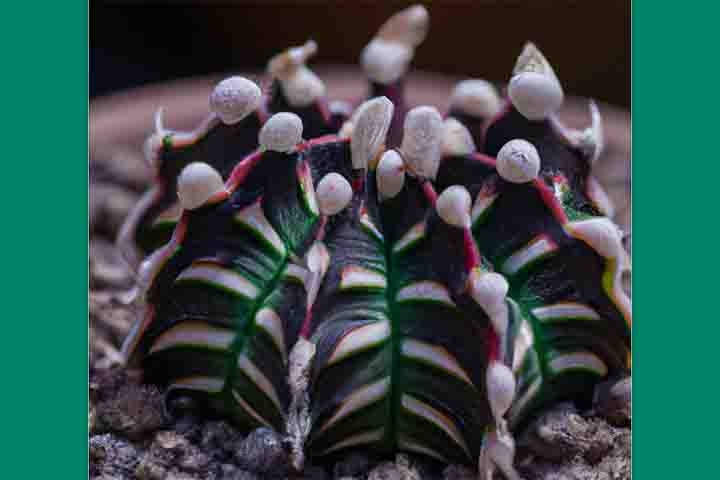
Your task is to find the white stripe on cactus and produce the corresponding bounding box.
[320,428,385,456]
[231,389,273,428]
[393,221,427,253]
[237,354,284,413]
[298,161,320,216]
[512,321,535,373]
[149,322,235,355]
[549,351,608,377]
[360,211,384,242]
[563,217,624,262]
[507,376,542,423]
[340,265,387,290]
[502,235,557,275]
[401,394,470,458]
[152,201,182,227]
[471,189,498,224]
[176,263,260,299]
[316,377,390,434]
[532,302,601,322]
[167,376,224,394]
[396,281,456,308]
[234,198,287,256]
[284,263,309,287]
[398,435,448,462]
[401,338,474,387]
[327,321,391,366]
[255,307,287,363]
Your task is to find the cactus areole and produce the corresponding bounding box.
[119,5,630,478]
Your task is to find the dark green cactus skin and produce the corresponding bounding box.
[307,169,495,464]
[122,86,629,469]
[303,108,629,461]
[123,146,323,432]
[436,105,631,427]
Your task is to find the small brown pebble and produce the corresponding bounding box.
[234,427,291,476]
[199,421,244,461]
[135,429,214,480]
[90,433,142,479]
[519,402,614,462]
[367,455,422,480]
[94,380,166,439]
[135,457,168,480]
[156,430,190,451]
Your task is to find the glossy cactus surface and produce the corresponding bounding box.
[120,5,630,476]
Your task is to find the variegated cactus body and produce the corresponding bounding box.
[120,5,630,477]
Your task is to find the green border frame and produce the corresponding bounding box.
[633,2,718,478]
[4,1,717,477]
[0,2,88,477]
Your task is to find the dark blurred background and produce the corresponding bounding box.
[91,1,629,108]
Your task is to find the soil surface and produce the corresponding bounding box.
[89,102,631,480]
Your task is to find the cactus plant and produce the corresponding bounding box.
[120,5,630,478]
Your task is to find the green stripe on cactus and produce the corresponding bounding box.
[130,150,319,432]
[308,176,491,464]
[433,151,629,433]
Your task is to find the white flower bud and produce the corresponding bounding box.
[401,106,443,180]
[442,117,476,156]
[177,162,225,210]
[361,4,429,85]
[469,270,509,320]
[496,139,541,183]
[508,43,564,120]
[259,112,303,153]
[436,185,472,228]
[351,97,394,170]
[210,76,262,125]
[376,150,406,199]
[280,66,326,107]
[316,172,353,216]
[566,217,624,260]
[487,361,516,422]
[377,4,429,48]
[268,41,325,107]
[361,39,412,85]
[450,79,501,119]
[268,40,318,78]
